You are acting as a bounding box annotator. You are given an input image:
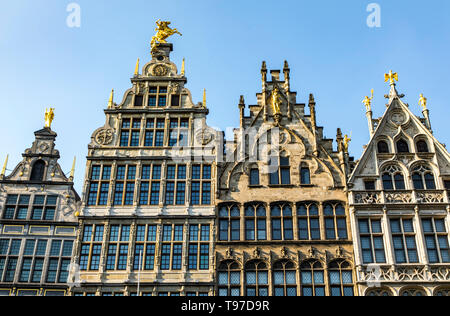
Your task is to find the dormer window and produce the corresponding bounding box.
[444,180,450,190]
[364,180,376,190]
[148,86,167,107]
[134,95,143,107]
[269,156,291,185]
[396,139,410,153]
[250,168,260,186]
[30,160,46,181]
[377,141,389,153]
[412,165,436,190]
[300,167,311,185]
[416,140,429,153]
[381,165,405,190]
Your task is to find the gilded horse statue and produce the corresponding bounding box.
[151,20,182,52]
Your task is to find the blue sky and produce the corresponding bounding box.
[0,0,449,193]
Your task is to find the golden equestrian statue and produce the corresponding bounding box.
[44,108,55,128]
[151,20,182,52]
[362,89,374,112]
[419,93,428,111]
[271,87,282,115]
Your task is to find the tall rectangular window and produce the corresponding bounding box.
[120,118,141,147]
[188,224,210,271]
[191,165,212,205]
[422,218,450,263]
[359,219,386,264]
[390,218,418,263]
[114,165,136,206]
[88,165,111,206]
[165,165,186,205]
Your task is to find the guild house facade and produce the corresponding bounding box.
[0,112,80,296]
[348,74,450,296]
[1,20,449,296]
[69,40,222,296]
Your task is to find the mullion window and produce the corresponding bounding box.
[271,204,293,241]
[297,203,320,240]
[165,165,186,205]
[120,118,141,147]
[422,218,449,263]
[79,224,104,271]
[188,224,210,270]
[390,218,418,263]
[359,219,386,264]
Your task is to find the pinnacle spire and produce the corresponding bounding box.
[69,156,76,180]
[203,89,206,108]
[1,154,8,178]
[108,89,114,108]
[134,58,140,76]
[181,58,185,76]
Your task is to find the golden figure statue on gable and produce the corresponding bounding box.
[151,20,182,52]
[271,87,282,115]
[44,108,55,129]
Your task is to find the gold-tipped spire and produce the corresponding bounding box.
[134,58,140,76]
[181,58,185,75]
[44,108,55,129]
[70,156,76,180]
[384,70,398,85]
[108,89,114,108]
[1,154,9,177]
[203,89,207,108]
[419,93,428,111]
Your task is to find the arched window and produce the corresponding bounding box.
[245,261,268,296]
[297,202,320,240]
[219,204,240,241]
[300,167,311,185]
[396,139,410,153]
[412,165,436,190]
[30,160,46,181]
[300,260,325,296]
[329,259,354,296]
[381,165,405,190]
[365,288,393,296]
[273,260,297,296]
[249,168,260,186]
[245,204,267,241]
[218,260,241,296]
[270,203,293,241]
[377,141,390,153]
[434,288,450,296]
[324,203,347,240]
[269,156,290,185]
[400,287,427,296]
[416,140,429,153]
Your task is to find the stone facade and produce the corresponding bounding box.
[1,38,449,297]
[348,81,450,296]
[70,43,222,296]
[0,125,80,296]
[215,62,356,296]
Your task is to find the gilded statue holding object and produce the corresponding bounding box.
[362,89,374,112]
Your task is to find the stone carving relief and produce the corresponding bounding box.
[95,128,114,146]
